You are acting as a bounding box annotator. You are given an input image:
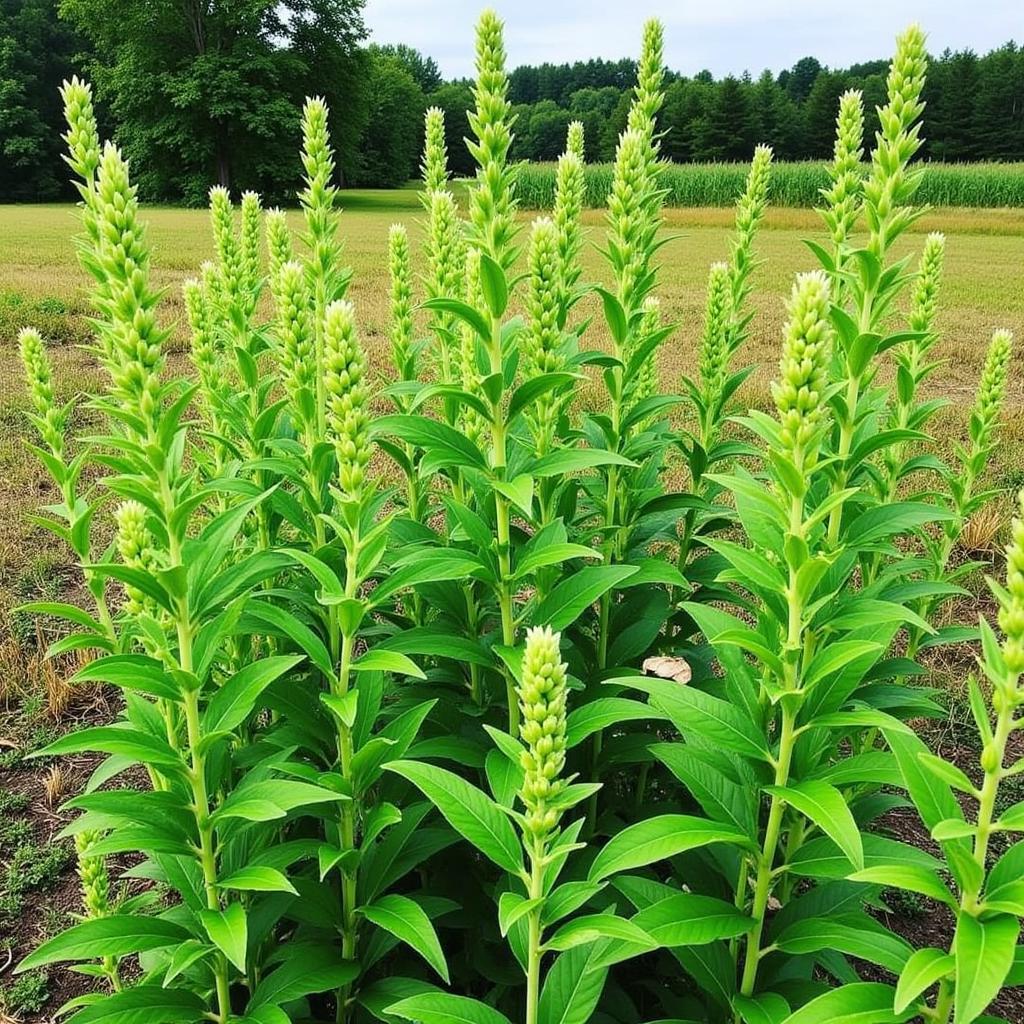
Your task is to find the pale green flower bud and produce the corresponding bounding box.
[771,272,833,468]
[388,225,415,383]
[19,328,64,457]
[274,261,317,418]
[183,275,220,406]
[971,330,1013,449]
[565,120,585,163]
[240,190,263,299]
[74,830,111,918]
[424,190,467,380]
[93,143,164,433]
[699,263,732,411]
[468,9,517,270]
[209,186,246,308]
[517,626,569,842]
[626,19,665,144]
[265,208,294,286]
[820,91,864,252]
[60,77,101,190]
[864,25,928,256]
[421,106,448,197]
[300,97,342,295]
[553,126,586,312]
[1002,495,1024,674]
[523,220,563,450]
[908,232,945,336]
[606,128,658,317]
[323,301,371,499]
[115,500,160,616]
[629,296,661,410]
[730,145,772,311]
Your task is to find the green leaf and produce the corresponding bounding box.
[498,892,543,936]
[218,867,298,895]
[538,944,609,1024]
[849,865,955,908]
[373,414,486,472]
[73,654,180,702]
[385,760,523,875]
[62,987,207,1024]
[492,474,535,517]
[615,675,771,763]
[803,641,884,690]
[32,727,183,771]
[894,948,954,1014]
[420,297,493,343]
[202,655,303,734]
[588,814,747,882]
[767,781,863,870]
[388,993,514,1024]
[543,913,656,953]
[248,945,360,1009]
[630,892,752,947]
[733,993,791,1024]
[774,915,912,973]
[780,982,908,1024]
[566,697,668,748]
[534,565,639,632]
[478,251,508,317]
[200,902,248,972]
[372,550,485,604]
[515,543,600,579]
[18,916,189,971]
[353,649,426,679]
[531,447,637,478]
[361,893,449,982]
[953,913,1019,1024]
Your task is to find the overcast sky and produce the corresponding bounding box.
[363,0,1019,79]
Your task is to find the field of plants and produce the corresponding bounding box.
[3,9,1024,1024]
[516,160,1024,209]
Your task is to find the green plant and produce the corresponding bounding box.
[13,11,1024,1024]
[1,969,50,1015]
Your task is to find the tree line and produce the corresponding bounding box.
[2,0,1022,203]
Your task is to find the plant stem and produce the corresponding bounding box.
[524,839,545,1024]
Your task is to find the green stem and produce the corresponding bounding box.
[740,703,798,998]
[524,839,545,1024]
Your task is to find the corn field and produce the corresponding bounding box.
[516,158,1024,209]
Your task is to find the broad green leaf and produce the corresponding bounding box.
[767,781,863,870]
[774,914,913,973]
[202,655,303,734]
[498,892,544,936]
[385,760,523,875]
[372,550,485,604]
[538,944,609,1024]
[217,867,298,895]
[589,814,748,882]
[632,892,752,947]
[734,993,791,1024]
[850,865,955,907]
[953,913,1019,1024]
[353,649,426,679]
[61,987,206,1024]
[33,727,183,771]
[200,902,248,971]
[388,993,514,1024]
[780,982,909,1024]
[895,948,954,1014]
[73,654,180,702]
[248,945,360,1009]
[566,697,668,748]
[361,893,449,982]
[531,447,637,477]
[543,913,656,953]
[18,915,189,970]
[534,565,640,632]
[617,675,771,763]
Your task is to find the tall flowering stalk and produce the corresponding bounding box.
[738,272,836,998]
[423,189,466,386]
[818,89,865,305]
[877,491,1024,1023]
[553,121,586,321]
[825,25,928,544]
[73,830,120,991]
[421,106,448,198]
